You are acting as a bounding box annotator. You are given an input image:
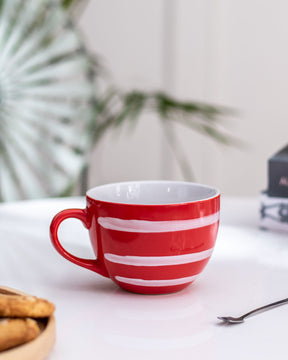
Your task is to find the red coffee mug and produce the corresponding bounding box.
[50,181,220,294]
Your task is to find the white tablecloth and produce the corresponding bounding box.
[1,196,288,360]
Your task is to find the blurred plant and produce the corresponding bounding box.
[66,0,235,189]
[0,0,95,201]
[0,0,235,201]
[88,88,233,183]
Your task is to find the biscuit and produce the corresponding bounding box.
[0,294,55,318]
[0,318,40,351]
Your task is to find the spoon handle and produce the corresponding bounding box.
[242,297,288,319]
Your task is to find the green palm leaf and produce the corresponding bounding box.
[0,0,95,201]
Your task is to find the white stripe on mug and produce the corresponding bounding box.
[98,211,219,233]
[115,275,198,287]
[104,248,214,267]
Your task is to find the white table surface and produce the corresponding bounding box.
[1,196,288,359]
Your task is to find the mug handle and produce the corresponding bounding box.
[50,209,109,278]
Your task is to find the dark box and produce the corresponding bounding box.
[260,191,288,232]
[268,144,288,198]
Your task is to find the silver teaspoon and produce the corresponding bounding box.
[218,297,288,324]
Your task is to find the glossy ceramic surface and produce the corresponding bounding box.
[50,181,220,294]
[1,197,288,359]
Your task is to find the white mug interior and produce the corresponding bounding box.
[87,181,219,205]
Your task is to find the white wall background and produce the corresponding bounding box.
[79,0,288,196]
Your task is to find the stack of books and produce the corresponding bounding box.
[260,145,288,232]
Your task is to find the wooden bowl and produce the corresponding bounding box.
[0,286,56,360]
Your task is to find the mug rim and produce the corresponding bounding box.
[86,180,220,206]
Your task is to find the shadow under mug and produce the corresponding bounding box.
[50,181,220,295]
